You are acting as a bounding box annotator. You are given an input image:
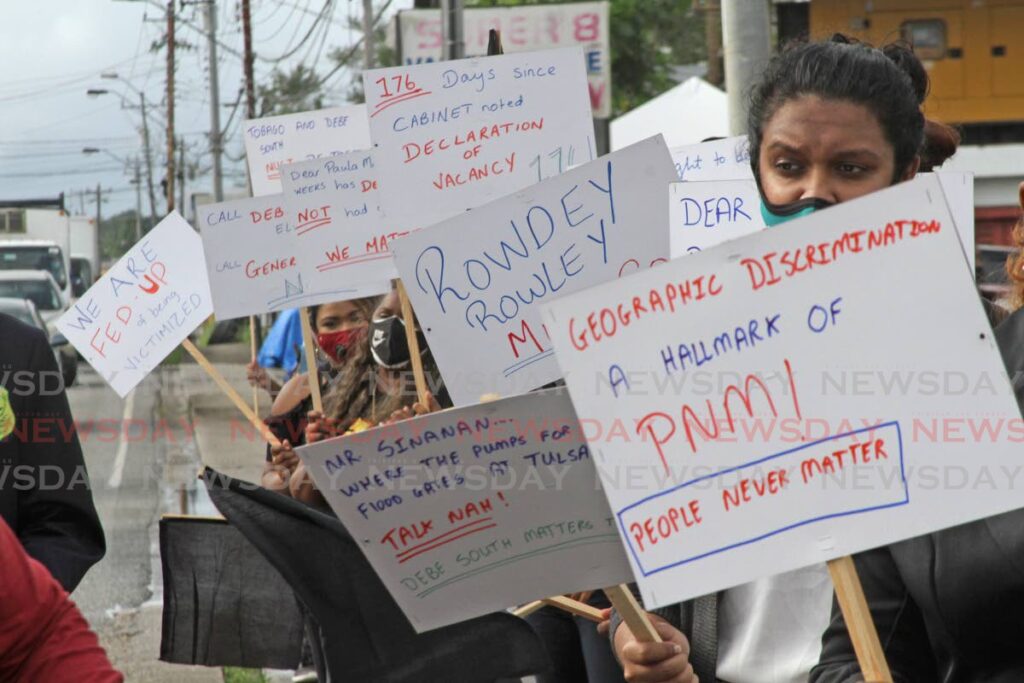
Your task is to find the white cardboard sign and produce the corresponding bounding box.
[395,2,612,117]
[279,150,397,295]
[198,194,383,319]
[364,46,596,231]
[670,135,753,182]
[57,212,213,397]
[296,388,632,632]
[243,105,371,196]
[936,171,975,273]
[670,179,762,257]
[540,175,1022,608]
[390,136,677,406]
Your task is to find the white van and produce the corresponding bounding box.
[0,240,71,306]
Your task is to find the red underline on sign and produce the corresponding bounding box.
[371,89,432,118]
[297,218,332,235]
[316,253,392,271]
[396,518,497,564]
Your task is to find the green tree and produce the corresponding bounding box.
[256,64,325,117]
[467,0,707,116]
[327,11,399,103]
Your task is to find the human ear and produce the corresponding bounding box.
[1017,181,1024,210]
[901,156,921,181]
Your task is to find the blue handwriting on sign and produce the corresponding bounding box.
[414,161,616,333]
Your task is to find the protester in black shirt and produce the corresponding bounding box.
[0,313,104,591]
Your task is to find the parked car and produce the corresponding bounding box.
[0,272,77,386]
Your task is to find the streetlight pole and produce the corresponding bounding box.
[93,76,160,226]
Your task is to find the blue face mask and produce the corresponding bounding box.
[760,196,835,227]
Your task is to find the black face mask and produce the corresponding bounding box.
[370,316,428,369]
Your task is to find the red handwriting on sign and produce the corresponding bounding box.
[245,256,296,279]
[569,274,723,352]
[740,219,941,291]
[250,205,285,223]
[629,498,703,553]
[296,205,331,235]
[395,518,497,565]
[372,73,432,118]
[89,261,168,358]
[636,358,802,475]
[722,469,790,512]
[507,320,550,359]
[800,438,889,484]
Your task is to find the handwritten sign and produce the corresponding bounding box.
[296,388,632,631]
[670,135,753,182]
[540,175,1022,608]
[198,194,381,319]
[670,179,762,257]
[57,212,212,397]
[936,171,975,273]
[279,151,396,295]
[395,2,611,117]
[243,105,371,196]
[364,47,595,231]
[390,136,677,406]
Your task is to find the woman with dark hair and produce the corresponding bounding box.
[603,35,960,683]
[288,283,451,506]
[260,296,380,495]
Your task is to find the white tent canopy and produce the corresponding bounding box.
[610,76,729,151]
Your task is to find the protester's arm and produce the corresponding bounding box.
[606,611,695,683]
[0,517,121,682]
[15,328,105,592]
[809,546,936,683]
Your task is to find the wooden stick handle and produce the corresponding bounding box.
[541,596,604,623]
[298,307,324,413]
[603,584,661,643]
[512,599,545,619]
[181,339,279,447]
[249,315,259,415]
[396,280,430,406]
[827,555,893,683]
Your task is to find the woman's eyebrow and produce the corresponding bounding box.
[833,148,883,161]
[765,141,804,155]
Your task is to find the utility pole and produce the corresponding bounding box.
[701,0,724,87]
[363,0,376,70]
[178,139,186,215]
[241,0,256,118]
[440,0,465,61]
[721,0,771,135]
[166,0,176,213]
[203,0,224,202]
[94,183,103,264]
[139,92,159,226]
[133,158,143,241]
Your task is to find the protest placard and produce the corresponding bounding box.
[243,105,371,196]
[279,150,397,295]
[296,388,632,632]
[390,135,677,406]
[670,179,762,257]
[670,135,753,182]
[395,2,611,117]
[937,171,975,272]
[364,47,595,232]
[540,175,1023,609]
[57,213,213,397]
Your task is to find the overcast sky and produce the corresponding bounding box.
[0,0,410,218]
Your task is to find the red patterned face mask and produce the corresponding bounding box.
[316,327,366,364]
